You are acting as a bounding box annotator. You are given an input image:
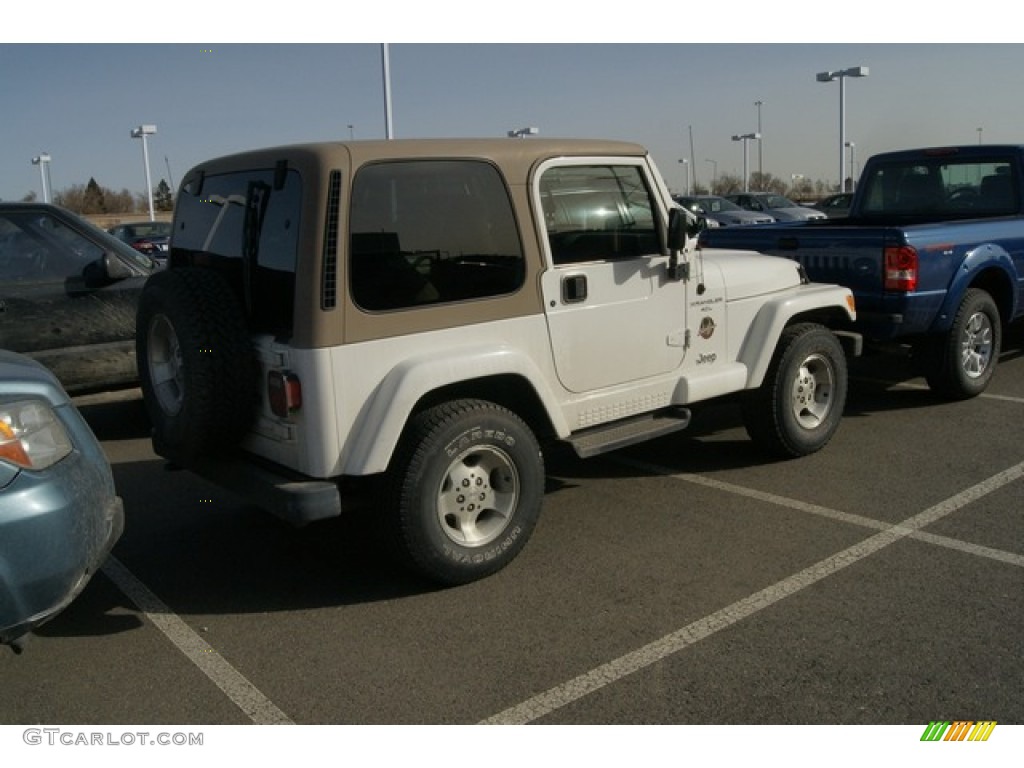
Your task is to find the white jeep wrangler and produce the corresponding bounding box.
[137,138,859,585]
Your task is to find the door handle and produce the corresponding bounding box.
[562,274,587,304]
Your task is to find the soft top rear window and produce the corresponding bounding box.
[173,168,302,335]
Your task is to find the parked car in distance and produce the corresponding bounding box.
[0,203,158,394]
[814,192,854,218]
[107,220,171,262]
[726,192,827,221]
[0,349,124,653]
[674,195,775,226]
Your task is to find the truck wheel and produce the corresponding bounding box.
[136,268,258,462]
[386,399,544,586]
[742,323,847,458]
[925,288,1001,400]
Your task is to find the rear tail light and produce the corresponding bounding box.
[267,371,302,419]
[884,245,918,292]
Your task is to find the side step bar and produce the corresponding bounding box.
[567,407,692,459]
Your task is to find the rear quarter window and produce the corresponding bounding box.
[348,160,524,311]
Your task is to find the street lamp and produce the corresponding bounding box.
[31,153,52,203]
[705,159,718,193]
[677,158,690,195]
[507,127,539,138]
[816,66,869,192]
[754,100,764,180]
[731,133,760,192]
[845,141,857,189]
[131,124,157,221]
[382,44,394,139]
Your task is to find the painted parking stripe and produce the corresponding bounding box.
[481,460,1024,724]
[102,556,294,725]
[617,457,1024,568]
[852,376,1024,405]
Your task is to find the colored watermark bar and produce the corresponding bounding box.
[921,721,997,742]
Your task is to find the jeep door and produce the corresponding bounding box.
[537,161,686,393]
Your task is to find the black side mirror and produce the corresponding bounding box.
[667,208,699,282]
[668,208,688,251]
[80,252,134,290]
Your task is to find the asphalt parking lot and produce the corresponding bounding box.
[1,327,1022,730]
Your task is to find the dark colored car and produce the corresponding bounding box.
[107,220,172,261]
[0,203,157,393]
[0,349,124,652]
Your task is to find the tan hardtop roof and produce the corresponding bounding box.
[181,138,651,179]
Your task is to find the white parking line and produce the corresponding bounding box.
[480,459,1024,724]
[853,376,1024,405]
[101,556,294,725]
[617,457,1024,568]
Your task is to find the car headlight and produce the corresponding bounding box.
[0,400,73,470]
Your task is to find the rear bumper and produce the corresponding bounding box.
[155,435,343,526]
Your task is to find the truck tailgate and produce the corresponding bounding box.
[701,223,889,295]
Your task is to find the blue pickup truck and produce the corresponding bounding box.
[700,144,1024,399]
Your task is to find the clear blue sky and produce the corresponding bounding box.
[3,11,1021,202]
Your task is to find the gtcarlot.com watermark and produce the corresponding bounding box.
[23,728,203,747]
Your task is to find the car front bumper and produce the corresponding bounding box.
[0,450,125,648]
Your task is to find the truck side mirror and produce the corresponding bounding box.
[668,208,689,251]
[669,207,706,247]
[667,208,696,281]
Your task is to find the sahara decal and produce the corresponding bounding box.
[698,316,716,340]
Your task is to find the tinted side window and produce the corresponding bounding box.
[173,169,302,334]
[540,165,659,265]
[0,210,102,282]
[349,160,524,311]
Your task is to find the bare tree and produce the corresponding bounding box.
[54,179,136,214]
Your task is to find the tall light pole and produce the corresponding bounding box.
[705,159,718,193]
[131,124,157,221]
[31,153,52,203]
[677,158,689,195]
[731,133,760,193]
[845,141,857,189]
[816,66,868,192]
[688,125,697,191]
[382,44,394,139]
[754,100,763,183]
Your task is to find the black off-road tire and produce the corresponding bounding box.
[386,399,545,586]
[742,323,848,459]
[924,288,1001,400]
[136,267,258,463]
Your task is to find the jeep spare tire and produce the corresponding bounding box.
[136,267,258,463]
